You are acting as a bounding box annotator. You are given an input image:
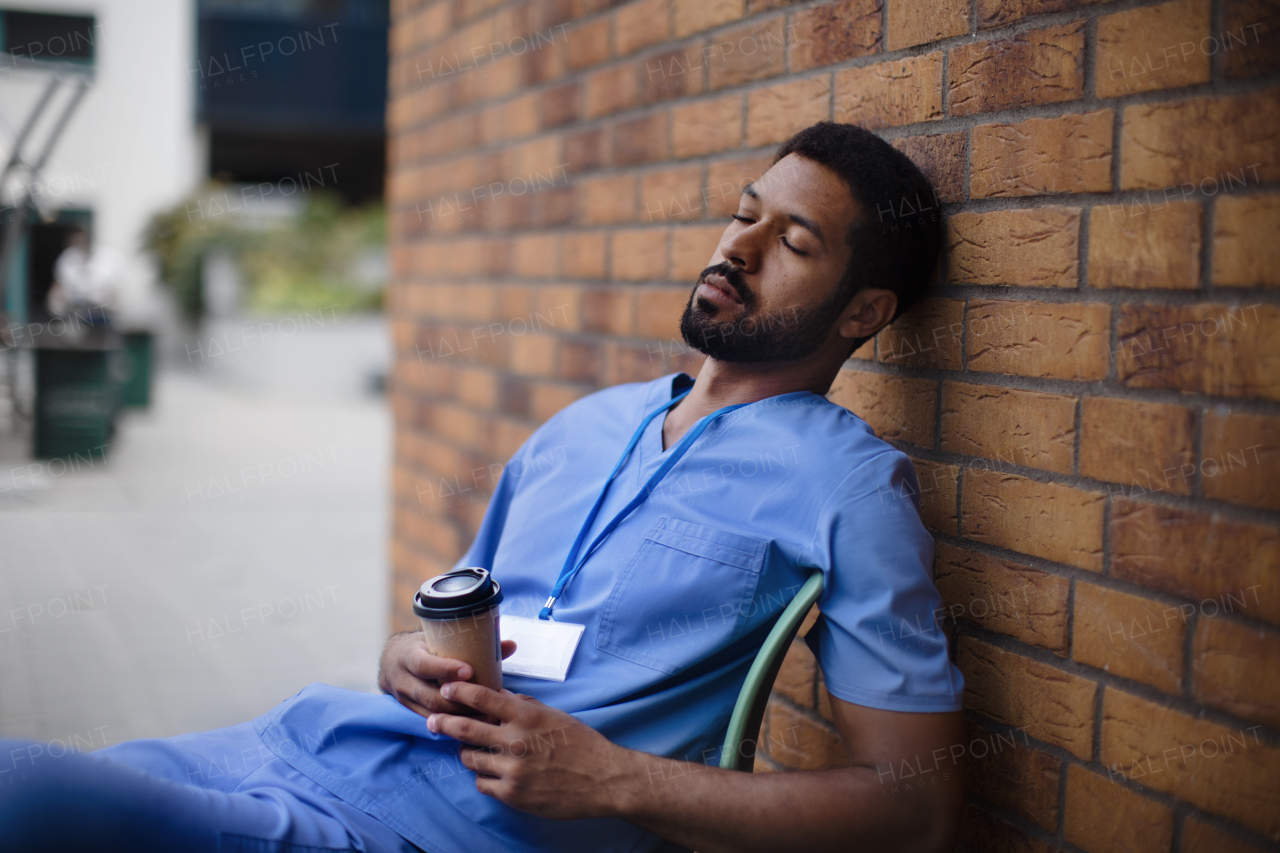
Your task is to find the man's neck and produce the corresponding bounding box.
[660,358,838,450]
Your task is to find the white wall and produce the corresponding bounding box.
[0,0,201,325]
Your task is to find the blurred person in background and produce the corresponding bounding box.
[46,225,118,325]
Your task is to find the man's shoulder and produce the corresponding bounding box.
[520,376,669,450]
[781,394,910,469]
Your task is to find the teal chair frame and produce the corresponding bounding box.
[718,572,824,771]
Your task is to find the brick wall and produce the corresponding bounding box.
[386,0,1280,849]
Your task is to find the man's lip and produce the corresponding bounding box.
[699,273,742,304]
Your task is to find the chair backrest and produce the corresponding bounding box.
[718,572,824,772]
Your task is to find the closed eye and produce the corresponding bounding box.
[732,214,754,224]
[781,237,807,256]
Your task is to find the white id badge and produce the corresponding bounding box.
[500,615,585,681]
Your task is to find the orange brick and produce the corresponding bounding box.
[1223,0,1280,80]
[941,382,1077,475]
[910,457,959,535]
[1080,397,1195,496]
[965,299,1111,380]
[582,289,634,335]
[1115,303,1280,400]
[957,804,1056,853]
[560,339,602,383]
[672,95,743,158]
[949,24,1086,116]
[707,16,786,91]
[1120,89,1280,189]
[1101,688,1280,837]
[671,224,726,280]
[1074,582,1186,693]
[827,369,937,447]
[1089,201,1203,289]
[1202,410,1280,511]
[673,0,744,38]
[946,207,1081,288]
[640,165,705,223]
[959,637,1096,759]
[1213,193,1280,287]
[565,17,611,72]
[583,62,639,118]
[579,173,636,224]
[764,703,848,770]
[456,366,500,410]
[1064,764,1174,853]
[512,234,559,277]
[962,469,1105,571]
[746,76,831,147]
[773,640,816,709]
[1110,499,1280,626]
[788,0,881,71]
[1182,815,1271,853]
[976,0,1108,29]
[970,111,1113,198]
[481,93,539,144]
[935,543,1070,653]
[616,0,669,56]
[508,333,557,377]
[563,231,607,279]
[878,297,963,370]
[1096,0,1211,98]
[612,113,668,167]
[1194,617,1280,729]
[886,0,967,50]
[704,155,774,218]
[533,286,581,333]
[834,52,944,130]
[634,287,690,339]
[891,132,966,204]
[964,720,1061,831]
[529,381,583,422]
[565,126,604,171]
[611,229,667,281]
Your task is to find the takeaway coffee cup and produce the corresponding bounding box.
[413,567,504,692]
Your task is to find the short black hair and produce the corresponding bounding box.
[773,122,942,326]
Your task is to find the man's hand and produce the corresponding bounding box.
[378,632,517,718]
[429,681,634,821]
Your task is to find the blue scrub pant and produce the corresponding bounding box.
[0,723,421,853]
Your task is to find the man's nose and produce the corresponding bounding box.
[718,224,761,274]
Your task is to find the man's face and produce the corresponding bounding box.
[680,153,858,363]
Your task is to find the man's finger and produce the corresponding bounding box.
[500,639,517,660]
[460,746,503,778]
[428,711,502,747]
[440,680,524,721]
[407,682,470,716]
[406,645,473,682]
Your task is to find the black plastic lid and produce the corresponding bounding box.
[413,567,503,619]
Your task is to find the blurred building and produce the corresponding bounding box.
[0,0,387,330]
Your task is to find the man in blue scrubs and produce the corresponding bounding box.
[1,122,964,853]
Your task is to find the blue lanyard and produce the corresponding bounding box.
[539,389,749,619]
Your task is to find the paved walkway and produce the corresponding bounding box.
[0,315,391,747]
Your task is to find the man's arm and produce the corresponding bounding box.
[430,682,964,853]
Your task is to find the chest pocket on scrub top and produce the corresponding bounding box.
[596,517,767,674]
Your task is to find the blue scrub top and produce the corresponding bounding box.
[254,373,963,853]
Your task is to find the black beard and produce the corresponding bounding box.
[679,263,850,363]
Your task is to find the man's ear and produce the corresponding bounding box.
[837,288,898,342]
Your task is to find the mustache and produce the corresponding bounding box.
[696,263,751,303]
